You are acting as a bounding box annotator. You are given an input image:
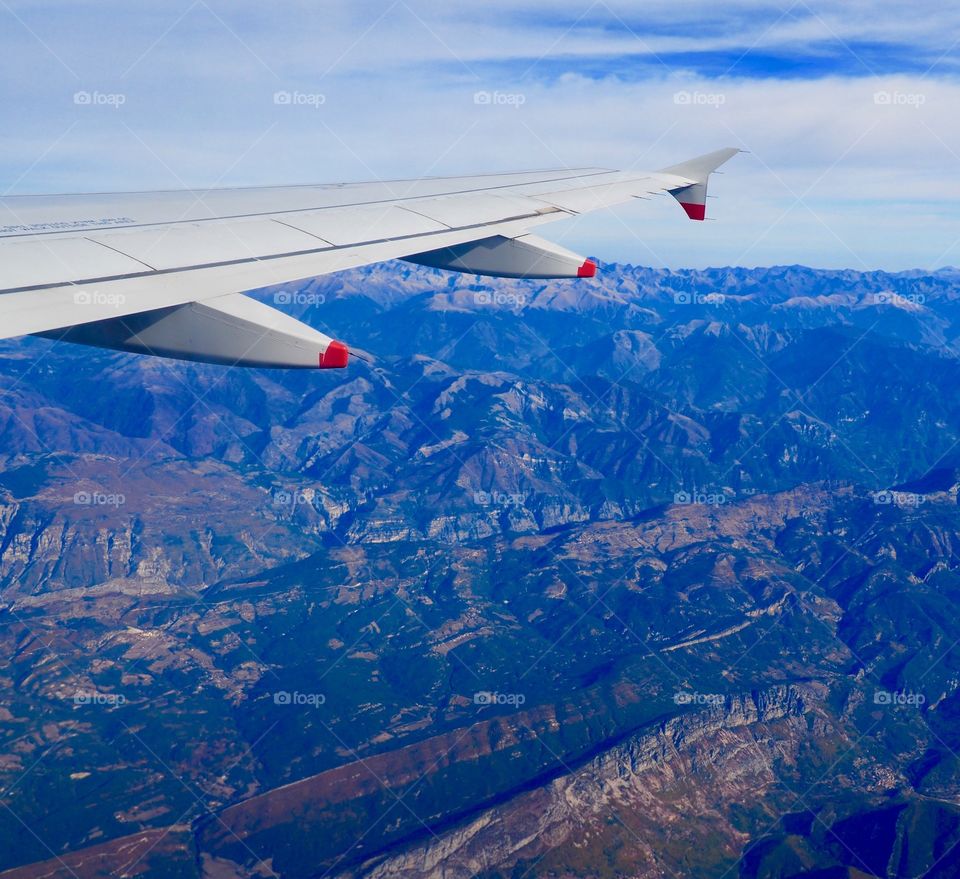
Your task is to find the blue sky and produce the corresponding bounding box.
[2,0,959,269]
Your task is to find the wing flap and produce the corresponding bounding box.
[0,237,150,289]
[282,204,447,245]
[530,177,663,213]
[410,193,554,228]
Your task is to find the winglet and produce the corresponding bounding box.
[659,147,740,221]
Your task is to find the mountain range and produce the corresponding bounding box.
[0,261,959,878]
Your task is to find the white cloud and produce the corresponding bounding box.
[0,0,958,269]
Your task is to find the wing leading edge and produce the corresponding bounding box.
[0,148,740,368]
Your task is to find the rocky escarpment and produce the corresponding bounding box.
[0,455,340,597]
[343,684,826,879]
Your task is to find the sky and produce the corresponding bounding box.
[2,0,959,270]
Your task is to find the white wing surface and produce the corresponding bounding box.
[0,148,739,368]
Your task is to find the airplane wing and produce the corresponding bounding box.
[0,147,739,369]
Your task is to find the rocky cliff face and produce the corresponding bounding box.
[351,685,821,879]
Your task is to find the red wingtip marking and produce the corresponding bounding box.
[680,202,706,221]
[577,259,597,278]
[319,340,349,369]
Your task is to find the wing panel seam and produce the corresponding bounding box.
[0,170,618,240]
[0,210,568,296]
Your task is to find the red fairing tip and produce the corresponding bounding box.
[319,340,349,369]
[680,202,706,221]
[577,259,598,278]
